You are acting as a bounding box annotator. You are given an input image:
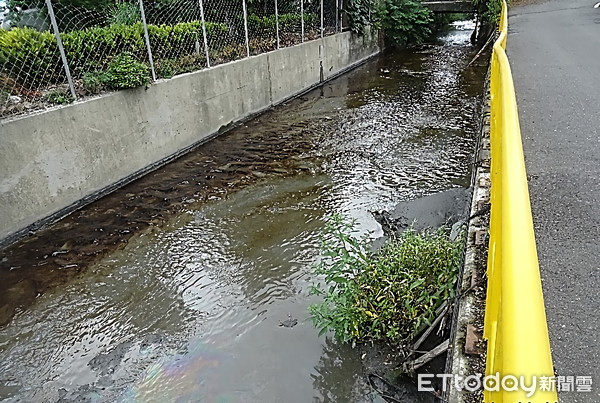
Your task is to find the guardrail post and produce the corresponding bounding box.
[242,0,250,57]
[198,0,211,67]
[45,0,76,100]
[139,0,157,82]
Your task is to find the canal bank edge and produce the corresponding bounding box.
[0,29,381,248]
[445,77,491,402]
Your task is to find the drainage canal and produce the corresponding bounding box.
[0,21,487,402]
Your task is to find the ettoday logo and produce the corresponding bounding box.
[418,373,593,398]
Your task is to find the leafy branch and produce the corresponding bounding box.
[309,214,463,344]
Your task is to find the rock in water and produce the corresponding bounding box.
[279,313,298,328]
[374,188,470,236]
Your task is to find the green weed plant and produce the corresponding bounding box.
[310,214,462,344]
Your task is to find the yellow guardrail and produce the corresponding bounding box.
[484,1,558,402]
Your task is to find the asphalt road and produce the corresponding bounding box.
[508,1,600,401]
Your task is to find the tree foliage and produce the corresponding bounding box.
[374,0,433,46]
[345,0,374,35]
[345,0,435,46]
[472,0,505,23]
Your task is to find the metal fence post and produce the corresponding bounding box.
[139,0,156,82]
[242,0,250,57]
[198,0,211,67]
[320,0,324,38]
[339,0,343,31]
[45,0,76,99]
[301,0,304,42]
[275,0,280,49]
[335,0,339,33]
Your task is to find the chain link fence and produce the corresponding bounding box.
[276,0,302,47]
[0,3,66,116]
[302,0,318,41]
[246,0,277,55]
[143,0,209,77]
[1,0,343,119]
[323,0,338,36]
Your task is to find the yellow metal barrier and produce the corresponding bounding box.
[484,1,558,402]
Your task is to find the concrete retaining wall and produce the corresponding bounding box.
[0,30,380,246]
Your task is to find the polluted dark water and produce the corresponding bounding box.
[0,21,487,402]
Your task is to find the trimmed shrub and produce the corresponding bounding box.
[45,88,74,104]
[244,13,317,35]
[61,23,147,76]
[82,71,105,94]
[146,21,228,59]
[101,52,150,89]
[0,28,64,86]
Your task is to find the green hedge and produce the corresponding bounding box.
[0,13,319,88]
[0,20,228,85]
[280,13,318,32]
[245,13,318,35]
[0,28,64,86]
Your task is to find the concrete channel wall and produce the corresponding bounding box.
[0,30,380,246]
